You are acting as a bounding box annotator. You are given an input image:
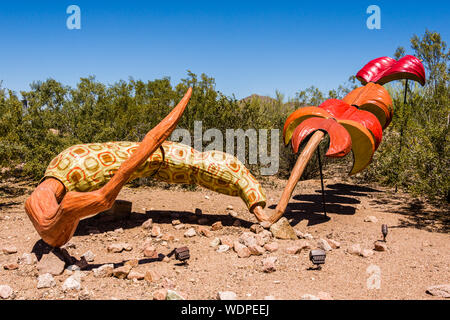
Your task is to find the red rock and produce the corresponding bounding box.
[197,226,213,238]
[143,245,158,258]
[3,263,19,270]
[2,245,17,255]
[211,221,223,231]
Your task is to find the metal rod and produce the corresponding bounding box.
[317,147,327,218]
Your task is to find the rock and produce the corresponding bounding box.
[248,245,265,256]
[151,225,162,237]
[174,224,186,230]
[123,243,133,251]
[232,220,241,227]
[217,245,230,253]
[326,239,341,249]
[37,273,56,289]
[197,226,213,238]
[226,205,234,210]
[78,289,92,300]
[374,241,387,252]
[347,244,362,256]
[171,219,181,226]
[269,217,297,240]
[209,237,221,248]
[124,259,139,268]
[250,224,264,234]
[294,230,305,238]
[211,221,223,231]
[239,232,258,247]
[218,291,237,300]
[144,270,161,282]
[317,239,333,252]
[264,242,279,253]
[2,245,17,254]
[255,234,268,246]
[143,245,158,258]
[127,271,144,280]
[0,285,13,299]
[360,249,374,258]
[426,284,450,298]
[220,237,234,247]
[153,289,168,300]
[18,253,37,265]
[262,257,277,273]
[3,262,19,270]
[301,294,320,300]
[184,228,197,238]
[317,291,333,300]
[112,266,132,279]
[364,216,378,223]
[114,228,124,234]
[228,210,238,218]
[81,250,95,262]
[107,243,124,253]
[303,233,314,240]
[298,240,312,250]
[65,264,81,275]
[204,195,210,200]
[62,272,82,291]
[37,251,66,275]
[93,264,114,278]
[259,221,272,229]
[286,246,302,254]
[142,218,153,229]
[233,242,251,258]
[166,290,185,300]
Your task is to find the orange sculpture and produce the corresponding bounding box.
[25,88,270,247]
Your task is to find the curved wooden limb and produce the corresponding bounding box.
[25,88,192,247]
[270,130,325,224]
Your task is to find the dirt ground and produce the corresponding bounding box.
[0,176,449,300]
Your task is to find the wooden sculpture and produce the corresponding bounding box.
[25,88,270,247]
[269,55,426,223]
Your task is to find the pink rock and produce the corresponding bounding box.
[197,226,213,238]
[143,245,158,258]
[326,239,340,249]
[107,243,124,253]
[151,225,162,237]
[145,270,161,282]
[153,289,168,300]
[127,271,144,280]
[262,257,277,273]
[264,242,279,253]
[248,245,265,256]
[2,245,17,255]
[285,246,301,254]
[233,241,251,258]
[3,263,19,270]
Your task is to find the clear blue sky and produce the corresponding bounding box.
[0,0,448,99]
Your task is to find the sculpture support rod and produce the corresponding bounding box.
[271,130,325,223]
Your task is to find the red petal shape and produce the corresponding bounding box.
[291,117,352,157]
[319,99,383,150]
[356,55,426,86]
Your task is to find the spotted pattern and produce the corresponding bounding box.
[43,141,266,211]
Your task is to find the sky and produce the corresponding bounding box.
[0,0,448,100]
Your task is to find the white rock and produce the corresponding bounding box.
[37,273,56,289]
[264,295,276,300]
[209,237,221,248]
[184,228,197,238]
[364,216,378,223]
[218,291,237,300]
[426,284,450,298]
[18,253,38,265]
[217,245,230,253]
[317,239,332,251]
[347,244,362,256]
[81,250,95,262]
[360,249,374,258]
[62,272,82,291]
[93,264,114,278]
[0,285,13,299]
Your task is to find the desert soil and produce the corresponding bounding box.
[0,176,449,300]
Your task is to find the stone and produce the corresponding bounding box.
[125,259,139,268]
[298,240,312,250]
[317,291,333,300]
[18,253,37,265]
[172,219,181,226]
[93,264,114,278]
[184,228,197,238]
[226,205,234,210]
[248,245,265,256]
[112,266,132,279]
[347,244,362,256]
[426,284,450,298]
[37,273,56,289]
[107,243,124,253]
[151,225,162,237]
[250,224,264,234]
[65,264,81,275]
[2,245,17,254]
[153,289,168,300]
[360,249,374,258]
[166,290,185,300]
[174,224,186,230]
[374,241,387,252]
[255,234,268,246]
[303,233,314,240]
[259,221,271,229]
[262,257,277,273]
[211,221,223,231]
[127,271,144,280]
[0,285,13,299]
[204,195,210,200]
[114,228,124,234]
[264,242,279,253]
[233,241,251,258]
[209,237,221,248]
[143,245,158,258]
[364,216,378,223]
[123,243,133,251]
[239,232,257,247]
[3,262,19,270]
[218,291,237,300]
[228,210,238,218]
[217,245,230,253]
[81,250,95,262]
[295,229,305,238]
[142,218,153,229]
[326,239,341,249]
[301,294,320,300]
[144,270,161,282]
[197,226,213,238]
[317,239,333,252]
[62,272,82,291]
[220,237,234,247]
[37,251,66,275]
[285,246,302,255]
[269,217,297,240]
